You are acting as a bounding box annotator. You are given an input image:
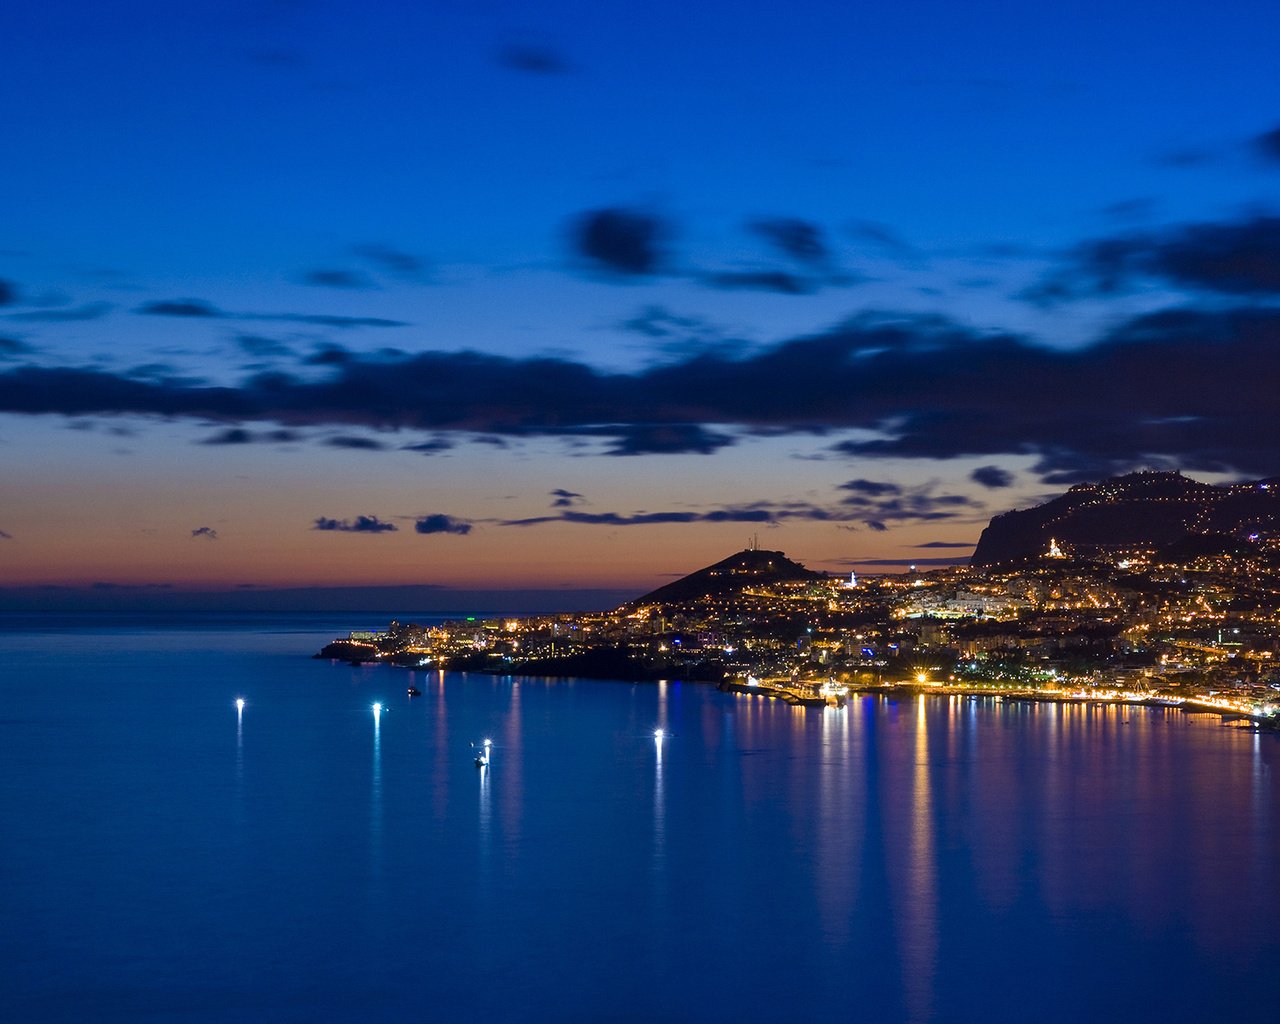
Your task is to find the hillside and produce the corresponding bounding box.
[971,471,1280,565]
[628,548,826,606]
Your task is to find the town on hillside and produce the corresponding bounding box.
[319,472,1280,722]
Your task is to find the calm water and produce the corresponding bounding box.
[1,618,1277,1023]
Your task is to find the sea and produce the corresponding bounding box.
[1,613,1277,1023]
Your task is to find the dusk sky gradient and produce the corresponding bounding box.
[3,0,1280,607]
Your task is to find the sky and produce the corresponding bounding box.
[2,0,1280,609]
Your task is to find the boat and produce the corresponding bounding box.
[474,738,493,767]
[407,686,422,697]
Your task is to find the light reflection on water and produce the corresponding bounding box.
[370,701,383,884]
[1,625,1278,1024]
[902,695,937,1024]
[234,699,244,782]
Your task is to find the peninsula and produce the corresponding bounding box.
[318,472,1280,722]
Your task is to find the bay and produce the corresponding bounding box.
[1,617,1277,1023]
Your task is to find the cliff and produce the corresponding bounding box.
[971,471,1280,565]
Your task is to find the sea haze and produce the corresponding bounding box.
[1,617,1277,1023]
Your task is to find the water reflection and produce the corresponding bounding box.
[1253,731,1271,897]
[900,696,937,1024]
[432,672,450,822]
[655,681,668,868]
[477,761,491,842]
[8,644,1280,1023]
[234,697,244,783]
[371,704,383,816]
[816,704,859,945]
[653,728,666,869]
[500,682,523,850]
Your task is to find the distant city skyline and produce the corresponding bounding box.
[3,0,1280,602]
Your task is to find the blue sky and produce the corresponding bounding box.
[2,0,1279,602]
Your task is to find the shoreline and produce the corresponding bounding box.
[315,643,1278,730]
[720,678,1279,729]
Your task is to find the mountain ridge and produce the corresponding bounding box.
[971,470,1280,565]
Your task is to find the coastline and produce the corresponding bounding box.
[315,639,1278,731]
[720,678,1280,729]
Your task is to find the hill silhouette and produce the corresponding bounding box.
[972,471,1280,565]
[629,548,826,606]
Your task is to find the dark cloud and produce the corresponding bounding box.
[839,479,901,497]
[414,514,472,535]
[497,44,570,75]
[6,302,113,323]
[606,423,735,456]
[502,499,844,528]
[304,345,351,366]
[351,244,429,280]
[400,438,453,455]
[838,480,980,530]
[5,307,1280,480]
[137,299,222,318]
[302,269,376,289]
[572,207,668,276]
[236,334,295,358]
[1025,214,1280,303]
[0,529,11,540]
[200,427,254,445]
[970,465,1014,488]
[279,313,407,329]
[1030,452,1166,486]
[0,365,257,418]
[313,515,397,533]
[914,541,975,549]
[748,218,829,265]
[503,508,772,528]
[847,220,913,254]
[200,427,300,445]
[127,362,183,381]
[137,299,407,328]
[324,435,387,450]
[0,280,16,306]
[1253,126,1280,163]
[0,337,32,359]
[619,305,716,341]
[700,270,815,295]
[1129,216,1280,295]
[550,488,584,508]
[191,526,218,540]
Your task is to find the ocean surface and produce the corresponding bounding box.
[1,615,1277,1023]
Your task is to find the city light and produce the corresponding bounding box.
[315,518,1280,726]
